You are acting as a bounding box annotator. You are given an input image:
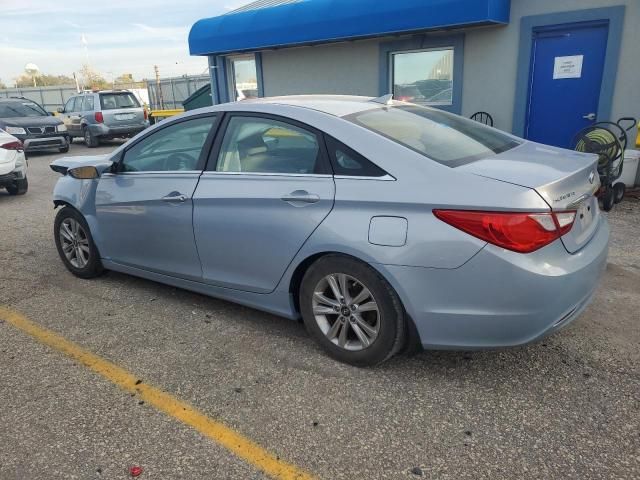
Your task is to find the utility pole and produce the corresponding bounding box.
[154,65,165,110]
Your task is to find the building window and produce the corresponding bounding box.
[391,48,454,106]
[227,55,259,102]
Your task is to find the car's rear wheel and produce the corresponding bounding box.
[300,255,405,366]
[83,127,99,148]
[601,185,615,211]
[613,182,625,204]
[54,207,104,278]
[6,177,28,195]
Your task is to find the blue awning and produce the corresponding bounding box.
[189,0,511,56]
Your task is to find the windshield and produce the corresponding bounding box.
[346,105,520,167]
[99,92,140,110]
[0,101,48,118]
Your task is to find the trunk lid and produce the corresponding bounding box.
[458,141,601,253]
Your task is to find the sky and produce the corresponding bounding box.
[0,0,250,86]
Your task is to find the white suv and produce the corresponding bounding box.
[0,129,28,195]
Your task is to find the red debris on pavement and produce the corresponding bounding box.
[129,466,143,477]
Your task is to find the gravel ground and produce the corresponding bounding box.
[0,143,638,479]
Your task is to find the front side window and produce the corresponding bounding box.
[0,100,47,118]
[347,105,520,167]
[228,55,259,102]
[64,97,76,113]
[216,116,320,174]
[100,92,139,110]
[121,116,216,172]
[392,48,453,106]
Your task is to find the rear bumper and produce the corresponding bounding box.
[376,215,610,349]
[88,122,149,138]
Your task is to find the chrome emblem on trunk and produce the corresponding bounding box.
[588,171,595,184]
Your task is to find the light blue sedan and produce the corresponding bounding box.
[50,96,609,366]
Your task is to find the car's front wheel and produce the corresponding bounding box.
[54,207,104,278]
[300,255,405,366]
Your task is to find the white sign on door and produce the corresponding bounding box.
[553,55,584,79]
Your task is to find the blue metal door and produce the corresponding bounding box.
[525,22,608,148]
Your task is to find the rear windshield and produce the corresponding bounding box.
[0,101,48,118]
[346,105,520,167]
[99,92,140,110]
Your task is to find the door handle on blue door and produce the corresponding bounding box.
[161,192,188,202]
[281,190,320,206]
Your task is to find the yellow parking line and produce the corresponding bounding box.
[0,305,315,480]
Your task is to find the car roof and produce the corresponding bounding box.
[236,95,389,118]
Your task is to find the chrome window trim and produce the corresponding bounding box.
[334,174,396,181]
[200,171,333,178]
[101,170,202,177]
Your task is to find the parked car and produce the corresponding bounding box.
[0,129,28,195]
[0,97,69,154]
[57,90,150,148]
[49,95,608,366]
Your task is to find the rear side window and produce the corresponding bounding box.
[346,105,520,167]
[325,136,387,177]
[216,116,322,174]
[100,92,139,110]
[81,96,94,111]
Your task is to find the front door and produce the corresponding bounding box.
[193,114,335,293]
[525,22,609,148]
[95,115,218,280]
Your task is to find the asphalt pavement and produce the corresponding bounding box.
[0,141,638,479]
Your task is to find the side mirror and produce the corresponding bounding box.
[57,107,64,114]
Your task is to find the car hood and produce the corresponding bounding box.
[50,155,112,175]
[0,115,63,127]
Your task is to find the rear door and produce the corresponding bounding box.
[193,113,335,293]
[95,114,218,279]
[99,92,146,129]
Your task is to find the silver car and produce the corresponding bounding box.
[58,90,149,148]
[49,95,609,366]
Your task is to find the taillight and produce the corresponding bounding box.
[433,210,577,253]
[143,109,148,120]
[1,140,23,150]
[95,112,104,123]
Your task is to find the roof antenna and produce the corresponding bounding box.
[371,94,393,105]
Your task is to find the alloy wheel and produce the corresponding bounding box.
[59,218,90,268]
[312,273,380,351]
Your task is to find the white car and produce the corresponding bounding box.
[0,129,28,195]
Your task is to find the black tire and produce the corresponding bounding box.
[68,136,73,144]
[59,145,69,153]
[300,255,405,367]
[54,207,104,279]
[613,183,625,204]
[6,177,28,195]
[601,186,615,212]
[83,127,99,148]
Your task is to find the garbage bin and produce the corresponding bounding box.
[620,149,640,187]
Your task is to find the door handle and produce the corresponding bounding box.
[161,191,188,202]
[582,113,596,121]
[281,190,320,205]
